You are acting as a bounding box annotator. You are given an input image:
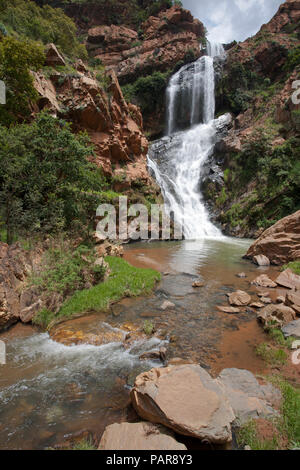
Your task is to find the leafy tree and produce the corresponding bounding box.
[0,112,105,243]
[0,0,87,59]
[0,36,45,125]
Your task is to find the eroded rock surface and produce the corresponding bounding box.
[131,364,235,444]
[245,211,300,265]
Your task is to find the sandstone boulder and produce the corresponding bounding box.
[228,290,251,306]
[217,369,281,424]
[245,210,300,265]
[98,422,187,450]
[275,269,300,290]
[131,364,235,444]
[251,274,277,288]
[217,306,240,314]
[253,255,270,266]
[257,303,296,327]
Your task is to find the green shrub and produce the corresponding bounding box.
[0,36,45,125]
[0,112,106,242]
[0,0,87,59]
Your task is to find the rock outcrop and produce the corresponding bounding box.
[245,210,300,265]
[0,242,39,331]
[131,364,235,444]
[32,64,153,186]
[86,6,205,84]
[98,422,187,450]
[282,319,300,338]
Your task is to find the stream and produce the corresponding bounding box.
[0,237,284,450]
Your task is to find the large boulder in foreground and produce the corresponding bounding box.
[130,364,235,444]
[217,369,281,424]
[98,422,187,450]
[245,210,300,265]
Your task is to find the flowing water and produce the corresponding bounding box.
[148,41,229,239]
[0,238,284,449]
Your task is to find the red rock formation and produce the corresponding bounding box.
[32,64,151,184]
[245,210,300,265]
[87,6,205,83]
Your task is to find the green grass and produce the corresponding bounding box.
[256,343,288,366]
[237,379,300,450]
[54,256,160,324]
[282,261,300,275]
[72,438,96,451]
[143,320,154,336]
[236,420,279,450]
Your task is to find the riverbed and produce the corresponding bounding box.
[0,237,285,450]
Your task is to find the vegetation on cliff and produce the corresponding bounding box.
[0,0,87,59]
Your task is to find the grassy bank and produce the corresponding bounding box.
[34,256,161,329]
[237,378,300,450]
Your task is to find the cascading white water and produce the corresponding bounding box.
[148,41,229,240]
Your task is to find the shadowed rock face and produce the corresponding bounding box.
[245,210,300,265]
[130,364,235,444]
[98,421,187,450]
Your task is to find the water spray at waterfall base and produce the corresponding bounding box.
[148,42,230,240]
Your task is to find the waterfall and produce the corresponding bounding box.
[148,41,230,240]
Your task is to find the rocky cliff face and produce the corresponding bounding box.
[32,57,154,190]
[204,0,300,238]
[86,6,205,84]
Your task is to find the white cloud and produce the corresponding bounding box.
[182,0,284,43]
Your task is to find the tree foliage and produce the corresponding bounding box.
[0,112,105,243]
[0,36,45,125]
[0,0,87,59]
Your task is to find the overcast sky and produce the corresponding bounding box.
[182,0,284,44]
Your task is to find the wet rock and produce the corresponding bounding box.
[50,323,125,346]
[257,304,296,327]
[253,255,270,267]
[260,297,272,305]
[282,319,300,339]
[276,296,286,304]
[192,280,205,288]
[251,274,277,288]
[228,290,251,306]
[131,364,235,444]
[98,422,187,450]
[217,306,240,314]
[250,302,265,309]
[45,43,66,67]
[245,210,300,265]
[160,301,175,311]
[275,269,300,291]
[236,273,247,278]
[257,291,270,298]
[139,347,167,363]
[217,369,281,424]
